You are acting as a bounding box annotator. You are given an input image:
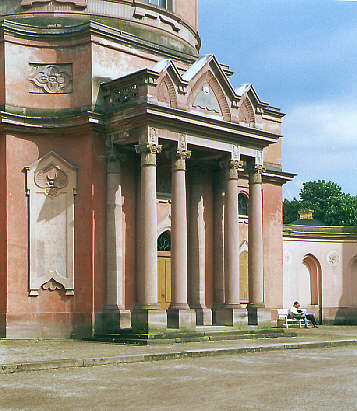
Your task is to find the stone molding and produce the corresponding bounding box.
[21,0,87,7]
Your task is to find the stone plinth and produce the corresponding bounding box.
[167,308,196,330]
[195,307,212,326]
[247,304,271,325]
[215,307,248,327]
[131,308,167,334]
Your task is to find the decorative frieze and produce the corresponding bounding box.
[25,151,77,296]
[21,0,87,8]
[104,84,138,107]
[29,64,73,94]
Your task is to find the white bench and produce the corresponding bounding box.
[277,309,310,329]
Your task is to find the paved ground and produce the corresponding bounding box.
[1,345,357,410]
[1,326,357,367]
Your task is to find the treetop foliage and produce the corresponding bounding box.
[283,180,357,226]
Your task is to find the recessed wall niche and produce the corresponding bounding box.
[25,151,77,296]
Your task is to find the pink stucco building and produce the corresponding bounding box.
[0,0,295,338]
[283,214,357,324]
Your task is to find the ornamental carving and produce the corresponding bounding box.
[21,0,87,7]
[327,251,340,266]
[42,278,65,292]
[178,133,187,152]
[193,84,220,113]
[105,84,138,107]
[149,127,159,145]
[25,151,77,297]
[29,64,73,94]
[35,164,68,197]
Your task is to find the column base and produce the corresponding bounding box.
[100,309,132,332]
[247,304,271,325]
[215,307,248,327]
[167,309,196,330]
[131,308,167,334]
[195,307,212,326]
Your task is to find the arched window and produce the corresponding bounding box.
[157,231,171,251]
[144,0,167,8]
[238,193,248,216]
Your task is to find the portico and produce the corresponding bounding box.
[101,56,286,332]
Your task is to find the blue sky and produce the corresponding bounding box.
[199,0,357,199]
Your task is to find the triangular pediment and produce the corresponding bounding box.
[185,55,239,121]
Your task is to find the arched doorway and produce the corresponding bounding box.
[157,231,171,310]
[302,254,322,323]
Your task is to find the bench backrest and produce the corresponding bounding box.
[277,309,289,319]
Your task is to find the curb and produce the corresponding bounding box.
[1,339,357,374]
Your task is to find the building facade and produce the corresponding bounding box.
[0,0,293,338]
[283,214,357,324]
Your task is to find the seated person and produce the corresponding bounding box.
[288,301,318,328]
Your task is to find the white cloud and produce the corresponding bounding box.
[283,101,357,147]
[282,98,357,198]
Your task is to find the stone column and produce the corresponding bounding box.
[132,143,167,333]
[212,168,225,318]
[189,166,212,326]
[104,139,131,331]
[248,163,270,324]
[216,160,247,326]
[168,148,196,329]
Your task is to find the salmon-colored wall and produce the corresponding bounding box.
[264,138,282,166]
[5,37,92,111]
[262,182,283,308]
[176,0,198,32]
[5,129,106,334]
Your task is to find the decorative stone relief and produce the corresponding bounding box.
[105,84,138,107]
[256,150,264,166]
[239,98,255,126]
[178,133,187,152]
[25,151,77,296]
[29,64,73,94]
[232,145,240,161]
[148,127,159,145]
[327,251,340,266]
[193,85,220,113]
[21,0,87,7]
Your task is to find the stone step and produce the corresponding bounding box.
[91,328,296,345]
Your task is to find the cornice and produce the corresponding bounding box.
[0,19,197,63]
[104,102,282,148]
[283,225,357,241]
[0,110,104,134]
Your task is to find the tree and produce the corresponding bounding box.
[283,180,357,226]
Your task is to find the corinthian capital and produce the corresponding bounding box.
[135,144,162,166]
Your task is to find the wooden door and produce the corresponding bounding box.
[158,251,171,310]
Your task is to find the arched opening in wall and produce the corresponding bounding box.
[157,231,171,310]
[238,193,248,217]
[303,254,322,321]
